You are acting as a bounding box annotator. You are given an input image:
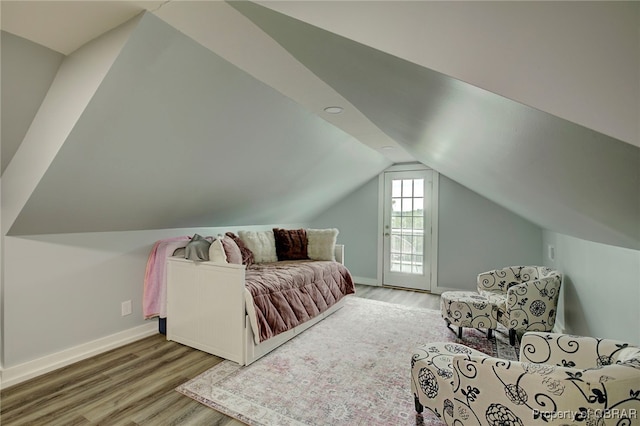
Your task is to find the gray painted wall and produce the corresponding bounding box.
[309,176,379,280]
[437,175,542,290]
[310,171,543,290]
[542,231,640,345]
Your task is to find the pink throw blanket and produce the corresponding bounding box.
[143,236,190,318]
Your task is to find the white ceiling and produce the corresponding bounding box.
[0,0,414,163]
[3,11,392,235]
[230,1,639,250]
[1,1,638,249]
[3,1,636,148]
[1,1,161,55]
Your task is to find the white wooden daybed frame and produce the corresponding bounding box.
[166,245,347,365]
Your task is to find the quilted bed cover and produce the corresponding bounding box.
[245,260,355,343]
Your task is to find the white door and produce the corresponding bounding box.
[382,170,433,291]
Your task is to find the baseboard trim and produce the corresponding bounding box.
[0,322,158,389]
[353,276,379,286]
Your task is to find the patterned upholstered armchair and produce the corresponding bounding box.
[412,332,640,426]
[477,266,562,345]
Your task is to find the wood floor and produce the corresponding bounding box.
[0,284,440,425]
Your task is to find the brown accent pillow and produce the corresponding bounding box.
[225,232,254,266]
[273,228,308,260]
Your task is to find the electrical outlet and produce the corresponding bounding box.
[121,300,132,316]
[548,244,556,261]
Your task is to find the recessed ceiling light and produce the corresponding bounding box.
[323,106,344,114]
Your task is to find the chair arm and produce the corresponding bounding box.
[452,354,640,425]
[503,276,561,332]
[520,332,636,369]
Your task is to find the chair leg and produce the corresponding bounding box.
[414,394,424,413]
[509,329,516,346]
[444,319,464,339]
[487,328,493,339]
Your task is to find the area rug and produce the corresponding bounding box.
[177,296,519,426]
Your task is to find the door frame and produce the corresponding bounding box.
[377,163,438,291]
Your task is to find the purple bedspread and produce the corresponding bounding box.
[245,260,355,343]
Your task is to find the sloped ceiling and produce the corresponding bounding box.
[5,12,391,235]
[230,1,640,250]
[2,1,638,250]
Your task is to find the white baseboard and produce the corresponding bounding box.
[353,276,379,286]
[0,322,158,389]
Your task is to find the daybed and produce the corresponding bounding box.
[144,228,355,365]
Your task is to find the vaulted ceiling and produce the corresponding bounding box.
[1,1,638,250]
[2,11,392,235]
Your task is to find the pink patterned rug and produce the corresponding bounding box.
[177,296,519,426]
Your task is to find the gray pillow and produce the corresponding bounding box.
[184,234,211,261]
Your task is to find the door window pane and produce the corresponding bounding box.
[402,216,413,230]
[392,198,402,215]
[388,178,425,276]
[413,198,424,215]
[390,253,401,271]
[414,179,424,197]
[402,179,413,197]
[402,198,413,213]
[392,180,402,197]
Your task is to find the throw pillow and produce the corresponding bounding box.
[225,232,254,266]
[185,234,211,261]
[238,230,278,263]
[273,228,308,260]
[208,238,227,263]
[307,228,339,261]
[221,235,243,265]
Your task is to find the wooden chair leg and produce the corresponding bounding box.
[487,328,493,339]
[509,329,517,346]
[458,326,463,339]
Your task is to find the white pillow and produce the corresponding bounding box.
[307,228,339,261]
[238,230,277,263]
[208,238,227,263]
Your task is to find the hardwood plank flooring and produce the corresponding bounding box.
[0,284,440,425]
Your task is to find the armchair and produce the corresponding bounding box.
[477,266,562,345]
[412,332,640,426]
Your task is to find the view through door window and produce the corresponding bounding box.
[390,178,424,274]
